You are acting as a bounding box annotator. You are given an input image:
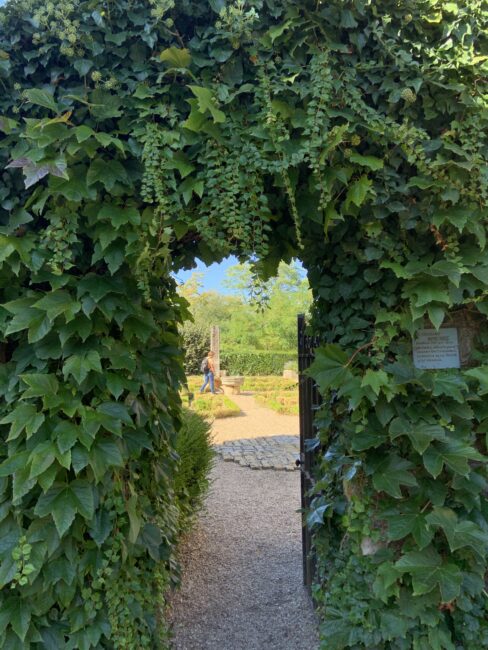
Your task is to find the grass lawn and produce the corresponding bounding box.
[183,375,298,417]
[254,390,299,416]
[181,379,241,419]
[192,393,241,419]
[242,376,297,392]
[242,376,298,416]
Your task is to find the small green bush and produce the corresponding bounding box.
[174,409,215,527]
[221,350,296,375]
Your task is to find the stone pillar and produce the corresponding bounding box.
[210,325,220,377]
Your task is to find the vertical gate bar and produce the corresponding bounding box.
[305,354,312,591]
[298,314,322,595]
[297,314,308,586]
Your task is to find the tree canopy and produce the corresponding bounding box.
[180,261,311,353]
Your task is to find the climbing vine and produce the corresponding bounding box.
[0,0,487,648]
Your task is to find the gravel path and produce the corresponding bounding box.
[169,460,319,650]
[211,393,299,444]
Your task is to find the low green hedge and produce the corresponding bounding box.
[220,350,296,375]
[174,409,215,528]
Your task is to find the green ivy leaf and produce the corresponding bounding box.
[348,153,384,171]
[71,445,89,475]
[308,344,350,392]
[426,506,488,555]
[464,366,488,394]
[89,509,112,547]
[23,88,59,113]
[53,421,80,454]
[20,373,59,398]
[34,481,94,537]
[86,159,130,190]
[345,175,372,208]
[0,403,45,441]
[423,439,485,477]
[432,207,470,232]
[395,547,462,602]
[428,626,456,650]
[106,373,125,399]
[361,369,389,396]
[379,611,409,641]
[12,465,36,504]
[0,450,31,477]
[33,290,81,322]
[160,47,192,68]
[372,562,400,603]
[411,278,451,307]
[427,304,445,330]
[431,373,468,403]
[188,86,225,123]
[351,428,388,451]
[10,601,31,642]
[29,441,56,479]
[98,402,133,425]
[89,439,124,482]
[307,503,333,527]
[370,453,418,498]
[389,417,446,455]
[4,306,41,336]
[385,510,433,548]
[139,523,163,561]
[98,204,141,229]
[63,351,102,384]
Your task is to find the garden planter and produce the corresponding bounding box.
[221,376,245,395]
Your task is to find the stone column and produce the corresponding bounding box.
[210,325,220,377]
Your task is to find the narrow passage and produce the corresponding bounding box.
[169,459,319,649]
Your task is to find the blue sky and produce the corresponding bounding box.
[173,256,239,294]
[174,256,308,294]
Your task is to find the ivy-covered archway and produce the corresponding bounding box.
[0,0,487,648]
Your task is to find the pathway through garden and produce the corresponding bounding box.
[169,394,319,649]
[212,392,299,443]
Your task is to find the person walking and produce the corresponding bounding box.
[200,351,216,394]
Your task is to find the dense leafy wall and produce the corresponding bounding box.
[0,1,193,647]
[298,2,488,648]
[0,0,487,648]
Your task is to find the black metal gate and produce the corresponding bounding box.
[297,314,322,593]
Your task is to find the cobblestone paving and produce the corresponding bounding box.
[214,435,300,471]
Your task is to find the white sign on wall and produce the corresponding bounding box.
[413,328,460,370]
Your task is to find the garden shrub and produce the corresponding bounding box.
[181,321,210,375]
[221,350,296,376]
[174,409,215,527]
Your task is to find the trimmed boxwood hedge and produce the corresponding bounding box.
[220,350,296,376]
